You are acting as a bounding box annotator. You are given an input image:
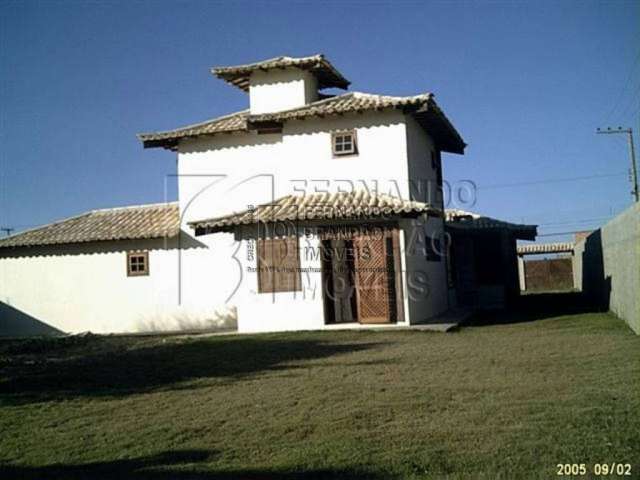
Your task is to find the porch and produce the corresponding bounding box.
[187,191,449,332]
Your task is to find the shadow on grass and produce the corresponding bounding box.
[0,449,393,479]
[0,335,382,405]
[469,291,598,326]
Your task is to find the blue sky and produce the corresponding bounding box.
[1,0,638,240]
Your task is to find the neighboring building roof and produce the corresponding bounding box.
[0,203,180,249]
[211,54,350,92]
[138,92,466,153]
[188,191,441,235]
[517,242,574,255]
[445,209,537,240]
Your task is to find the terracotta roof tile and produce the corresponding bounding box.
[137,110,249,148]
[0,203,180,249]
[189,191,441,234]
[211,54,350,91]
[138,92,465,153]
[517,242,574,255]
[248,92,433,122]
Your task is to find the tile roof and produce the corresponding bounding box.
[137,110,249,149]
[0,203,180,249]
[138,92,465,153]
[211,54,350,92]
[248,92,433,122]
[516,242,574,255]
[188,191,441,235]
[445,209,537,239]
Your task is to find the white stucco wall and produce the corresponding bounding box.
[235,230,325,333]
[176,110,410,228]
[1,108,453,335]
[249,69,318,114]
[175,111,449,330]
[0,237,232,335]
[403,116,449,321]
[405,116,442,207]
[400,216,449,323]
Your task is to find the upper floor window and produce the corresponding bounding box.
[332,130,358,156]
[127,251,149,276]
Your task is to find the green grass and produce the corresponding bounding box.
[0,312,638,479]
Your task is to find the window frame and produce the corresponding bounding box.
[331,129,358,157]
[257,237,302,293]
[127,251,150,277]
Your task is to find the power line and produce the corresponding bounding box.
[537,230,596,237]
[596,127,639,202]
[478,171,627,190]
[615,82,640,123]
[602,50,640,125]
[535,216,613,227]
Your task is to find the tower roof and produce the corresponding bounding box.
[211,54,350,92]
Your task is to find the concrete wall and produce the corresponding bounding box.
[0,236,234,336]
[574,202,639,334]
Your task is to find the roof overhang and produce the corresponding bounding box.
[211,55,350,92]
[447,222,538,241]
[517,242,574,255]
[188,192,442,236]
[405,100,466,154]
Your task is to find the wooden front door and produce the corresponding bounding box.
[353,231,397,324]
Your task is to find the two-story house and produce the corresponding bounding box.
[2,54,504,335]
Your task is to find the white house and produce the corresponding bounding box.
[0,54,477,336]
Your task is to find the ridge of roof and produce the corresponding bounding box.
[90,201,179,214]
[212,54,320,73]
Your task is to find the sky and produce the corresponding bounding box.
[1,0,638,241]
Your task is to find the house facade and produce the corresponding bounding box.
[0,54,535,336]
[139,55,465,333]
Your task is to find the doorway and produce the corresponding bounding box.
[321,229,403,325]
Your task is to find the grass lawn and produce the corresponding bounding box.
[0,312,638,479]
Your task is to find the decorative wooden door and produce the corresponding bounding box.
[353,232,393,324]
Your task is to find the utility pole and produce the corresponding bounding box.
[0,227,13,237]
[596,126,639,203]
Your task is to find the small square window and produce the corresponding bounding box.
[332,130,357,156]
[127,251,149,276]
